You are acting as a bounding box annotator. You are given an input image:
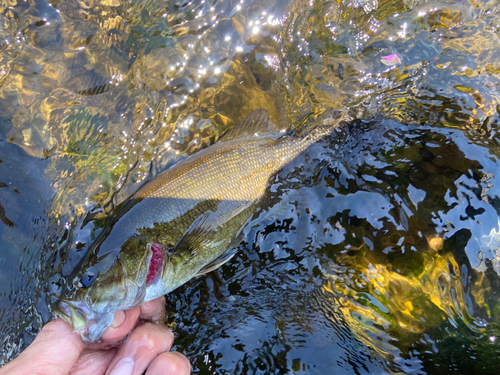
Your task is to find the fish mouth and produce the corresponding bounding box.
[57,299,88,332]
[57,299,114,344]
[146,243,164,285]
[56,242,165,343]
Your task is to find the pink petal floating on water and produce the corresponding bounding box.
[381,54,401,66]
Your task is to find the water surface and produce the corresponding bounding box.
[1,0,500,373]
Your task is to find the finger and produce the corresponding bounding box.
[146,352,191,375]
[105,322,174,375]
[97,307,141,346]
[140,296,166,323]
[70,348,117,375]
[0,319,84,375]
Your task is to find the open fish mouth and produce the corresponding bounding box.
[56,241,165,343]
[57,299,115,344]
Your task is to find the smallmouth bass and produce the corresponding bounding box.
[56,109,334,343]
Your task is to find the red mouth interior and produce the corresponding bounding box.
[146,243,164,284]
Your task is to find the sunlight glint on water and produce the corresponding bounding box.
[0,0,499,373]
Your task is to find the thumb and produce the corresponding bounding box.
[1,318,85,375]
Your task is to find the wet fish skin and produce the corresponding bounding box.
[56,109,334,343]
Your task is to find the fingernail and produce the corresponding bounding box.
[110,310,126,329]
[108,356,135,375]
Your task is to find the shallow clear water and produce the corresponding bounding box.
[1,0,500,373]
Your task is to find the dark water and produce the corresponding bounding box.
[1,0,500,373]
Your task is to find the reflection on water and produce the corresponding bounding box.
[165,120,500,373]
[1,0,500,373]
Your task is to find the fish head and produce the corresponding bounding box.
[57,296,114,344]
[56,235,166,343]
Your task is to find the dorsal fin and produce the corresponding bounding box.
[218,109,283,142]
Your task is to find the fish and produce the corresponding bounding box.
[56,109,334,343]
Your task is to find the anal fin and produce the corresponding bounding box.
[195,249,238,276]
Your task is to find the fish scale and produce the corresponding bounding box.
[56,109,335,343]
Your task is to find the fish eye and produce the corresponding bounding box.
[80,270,96,288]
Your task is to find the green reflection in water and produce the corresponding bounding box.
[0,0,500,373]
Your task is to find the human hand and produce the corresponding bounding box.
[0,297,190,375]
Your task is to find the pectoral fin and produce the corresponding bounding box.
[172,211,219,259]
[195,249,237,276]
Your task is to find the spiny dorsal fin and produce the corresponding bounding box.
[269,81,290,132]
[173,211,218,258]
[195,249,237,276]
[219,109,283,142]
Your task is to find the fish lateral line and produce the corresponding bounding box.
[55,108,342,344]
